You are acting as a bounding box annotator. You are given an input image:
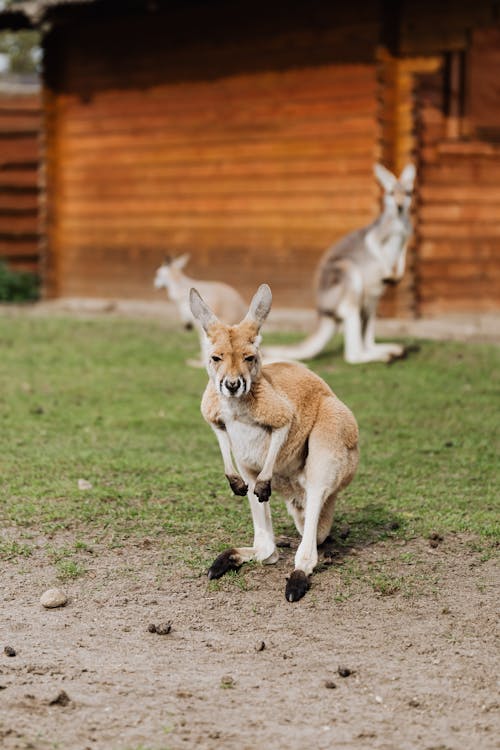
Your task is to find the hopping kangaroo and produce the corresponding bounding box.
[190,283,359,602]
[263,163,416,364]
[154,254,247,364]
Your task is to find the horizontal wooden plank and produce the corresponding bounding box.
[0,214,38,233]
[59,211,372,232]
[64,95,378,136]
[0,172,39,189]
[420,203,500,222]
[418,260,500,281]
[59,155,376,183]
[419,222,500,238]
[420,185,500,203]
[59,192,377,216]
[61,141,376,171]
[61,175,379,199]
[0,193,38,211]
[0,240,39,257]
[419,240,499,261]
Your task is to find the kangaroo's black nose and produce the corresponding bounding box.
[225,379,240,393]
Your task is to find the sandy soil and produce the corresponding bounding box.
[1,531,498,750]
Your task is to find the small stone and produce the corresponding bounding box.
[49,690,70,706]
[429,538,439,548]
[40,588,68,609]
[408,697,420,707]
[78,478,93,491]
[338,666,352,678]
[324,680,337,689]
[375,694,383,704]
[4,646,16,657]
[255,641,266,652]
[155,622,172,635]
[147,623,157,633]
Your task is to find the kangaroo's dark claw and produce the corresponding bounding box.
[254,479,272,503]
[226,474,248,496]
[285,570,310,602]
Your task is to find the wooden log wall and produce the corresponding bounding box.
[416,65,500,314]
[0,87,40,274]
[43,8,382,305]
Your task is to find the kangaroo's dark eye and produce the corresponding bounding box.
[212,355,222,362]
[244,355,255,363]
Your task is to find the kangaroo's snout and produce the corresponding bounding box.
[222,377,244,397]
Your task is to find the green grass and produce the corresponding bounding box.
[0,316,498,566]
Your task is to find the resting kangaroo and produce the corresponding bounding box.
[190,283,359,602]
[154,254,247,365]
[263,163,416,364]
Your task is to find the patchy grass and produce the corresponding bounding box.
[0,316,498,568]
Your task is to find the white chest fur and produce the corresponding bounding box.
[221,402,270,473]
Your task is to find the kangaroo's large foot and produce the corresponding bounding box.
[207,548,242,579]
[285,570,310,602]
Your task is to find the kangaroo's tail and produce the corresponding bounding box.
[262,314,337,362]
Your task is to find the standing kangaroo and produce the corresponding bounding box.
[263,163,416,364]
[190,283,359,602]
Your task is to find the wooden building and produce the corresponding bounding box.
[1,0,499,315]
[0,79,40,276]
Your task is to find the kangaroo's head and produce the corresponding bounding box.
[190,283,272,399]
[374,163,416,218]
[154,253,190,293]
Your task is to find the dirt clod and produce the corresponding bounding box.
[338,666,352,677]
[49,690,70,707]
[220,675,235,688]
[255,641,266,652]
[324,680,337,689]
[154,622,172,635]
[408,697,421,707]
[4,646,16,657]
[147,623,157,633]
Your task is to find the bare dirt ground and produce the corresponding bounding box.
[1,531,498,750]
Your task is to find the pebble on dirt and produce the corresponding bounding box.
[325,680,337,689]
[255,641,266,652]
[148,622,172,635]
[40,588,68,609]
[4,646,16,657]
[48,690,71,706]
[338,666,353,677]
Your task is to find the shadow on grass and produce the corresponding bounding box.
[317,503,406,568]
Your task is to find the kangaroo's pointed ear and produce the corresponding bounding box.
[189,287,218,333]
[399,163,416,190]
[173,253,190,270]
[374,163,397,192]
[244,284,272,330]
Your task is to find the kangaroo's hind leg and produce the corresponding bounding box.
[285,399,358,602]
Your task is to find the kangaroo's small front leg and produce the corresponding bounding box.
[254,424,289,502]
[211,425,248,497]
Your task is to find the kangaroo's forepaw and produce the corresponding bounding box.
[285,570,310,602]
[207,548,242,580]
[226,474,248,497]
[254,479,272,503]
